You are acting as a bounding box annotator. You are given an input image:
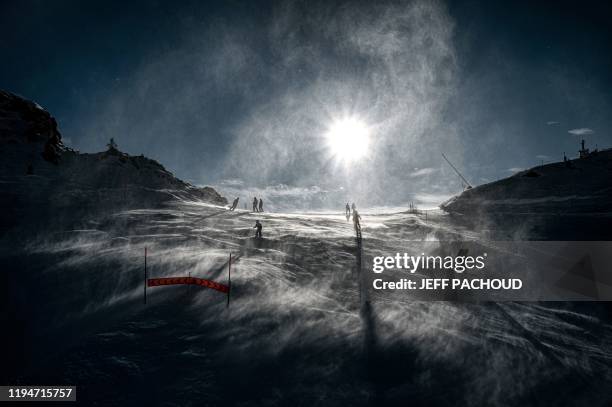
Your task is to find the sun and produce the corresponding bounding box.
[325,117,371,163]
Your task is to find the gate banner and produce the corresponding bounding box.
[147,276,229,294]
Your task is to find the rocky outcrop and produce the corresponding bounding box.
[0,90,64,164]
[0,90,62,144]
[0,90,227,230]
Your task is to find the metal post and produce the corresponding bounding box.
[442,153,472,189]
[227,253,232,308]
[354,219,363,306]
[144,247,147,304]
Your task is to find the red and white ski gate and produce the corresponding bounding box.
[147,276,229,293]
[144,249,232,307]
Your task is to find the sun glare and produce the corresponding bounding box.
[325,117,370,163]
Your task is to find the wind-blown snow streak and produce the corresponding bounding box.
[10,201,612,405]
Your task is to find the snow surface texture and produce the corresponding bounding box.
[3,202,612,406]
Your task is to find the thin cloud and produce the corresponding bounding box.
[546,121,560,126]
[535,154,550,160]
[409,167,437,178]
[218,178,244,187]
[568,128,594,136]
[507,167,524,173]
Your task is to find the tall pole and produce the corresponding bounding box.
[144,247,147,304]
[354,216,363,306]
[442,153,472,189]
[227,253,232,308]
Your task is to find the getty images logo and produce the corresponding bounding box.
[372,252,488,274]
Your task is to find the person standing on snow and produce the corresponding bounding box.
[253,220,263,238]
[353,209,361,230]
[253,197,258,212]
[258,198,264,212]
[345,203,351,220]
[230,197,239,211]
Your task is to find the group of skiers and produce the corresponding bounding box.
[229,198,362,240]
[252,197,264,212]
[227,197,265,238]
[228,197,264,212]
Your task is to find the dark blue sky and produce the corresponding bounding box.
[1,0,610,204]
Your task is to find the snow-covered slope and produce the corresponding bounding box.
[4,201,612,405]
[441,149,612,215]
[3,90,612,405]
[0,90,226,230]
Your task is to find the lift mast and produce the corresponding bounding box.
[442,153,472,190]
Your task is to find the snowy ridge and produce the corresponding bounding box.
[0,90,226,230]
[441,149,612,215]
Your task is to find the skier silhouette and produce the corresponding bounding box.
[345,203,351,221]
[351,202,356,212]
[258,198,264,212]
[253,220,263,238]
[353,209,361,231]
[230,197,239,211]
[253,197,258,212]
